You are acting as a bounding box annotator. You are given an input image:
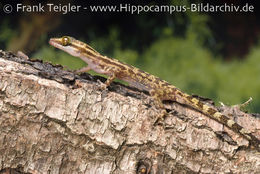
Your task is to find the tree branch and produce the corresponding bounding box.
[0,50,260,173]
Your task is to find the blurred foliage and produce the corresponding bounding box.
[0,20,17,48]
[0,1,259,113]
[33,46,85,70]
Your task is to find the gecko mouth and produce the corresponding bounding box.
[49,39,64,50]
[49,40,55,47]
[49,39,57,47]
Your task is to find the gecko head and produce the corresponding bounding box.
[49,36,82,57]
[49,36,74,47]
[49,36,100,58]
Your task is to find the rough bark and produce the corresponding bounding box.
[0,50,260,174]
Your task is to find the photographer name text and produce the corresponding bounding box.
[17,3,81,14]
[12,3,255,14]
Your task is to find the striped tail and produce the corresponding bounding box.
[179,92,260,150]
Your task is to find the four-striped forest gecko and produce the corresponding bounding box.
[49,36,260,150]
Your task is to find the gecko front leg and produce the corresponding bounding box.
[99,71,119,90]
[74,66,91,74]
[104,73,117,87]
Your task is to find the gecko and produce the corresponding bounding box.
[49,36,260,150]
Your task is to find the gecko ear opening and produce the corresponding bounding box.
[61,36,71,46]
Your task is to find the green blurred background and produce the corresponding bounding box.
[0,0,260,112]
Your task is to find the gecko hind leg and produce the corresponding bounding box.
[150,90,168,124]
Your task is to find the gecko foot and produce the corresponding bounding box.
[93,80,110,99]
[153,109,167,125]
[95,79,107,91]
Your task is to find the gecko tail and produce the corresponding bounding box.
[178,92,260,150]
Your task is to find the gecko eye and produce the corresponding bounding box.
[61,36,71,46]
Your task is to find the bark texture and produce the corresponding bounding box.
[0,50,260,174]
